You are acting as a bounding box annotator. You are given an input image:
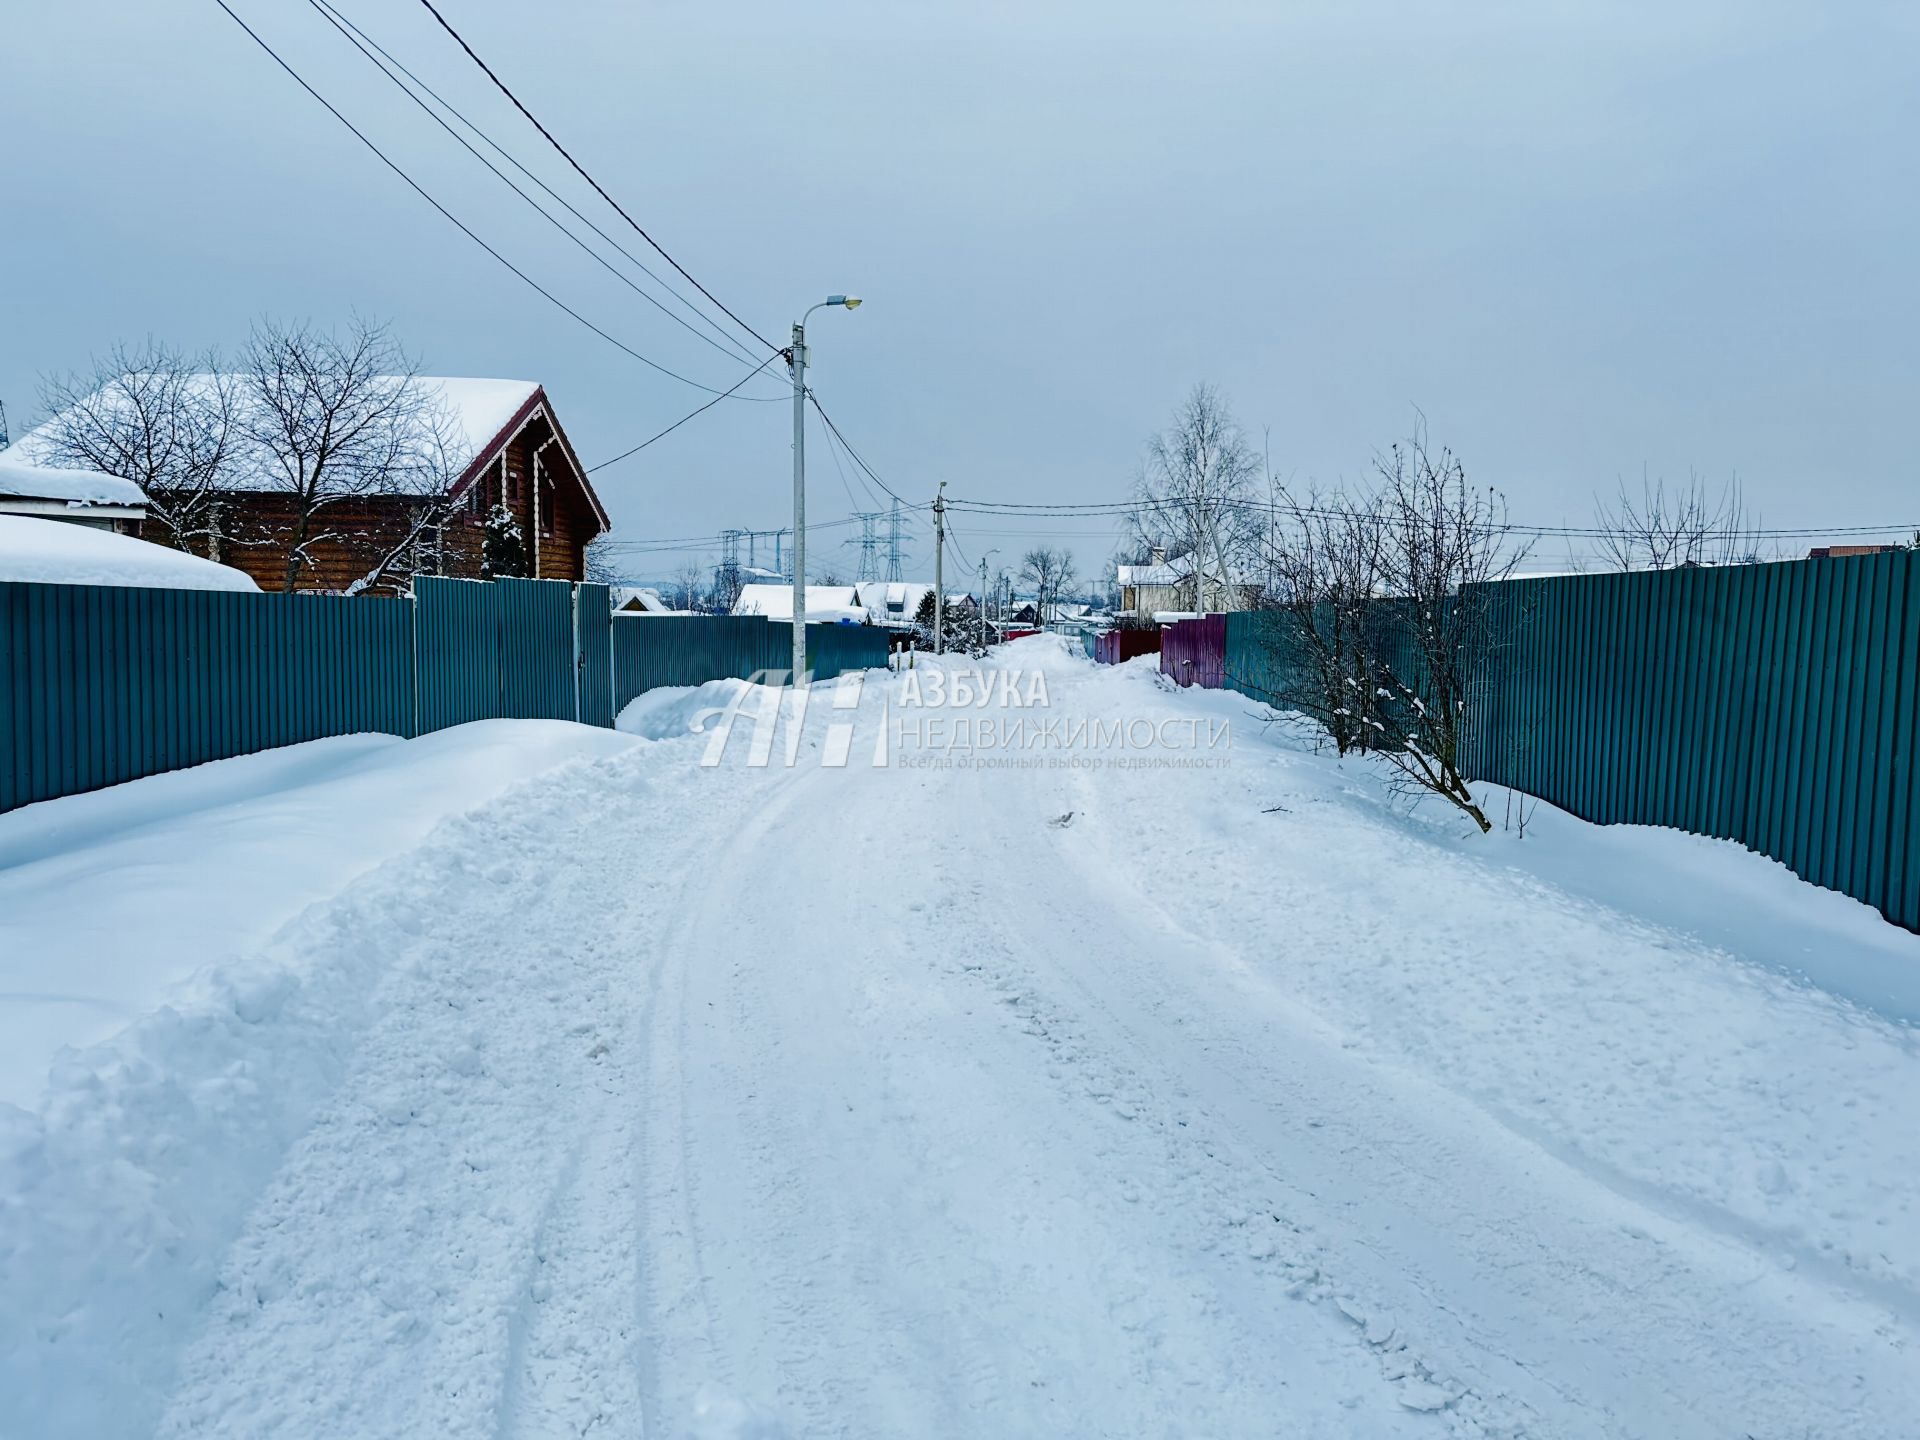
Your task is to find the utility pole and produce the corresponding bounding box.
[790,295,861,684]
[978,557,988,653]
[791,318,808,682]
[976,548,998,654]
[933,482,947,656]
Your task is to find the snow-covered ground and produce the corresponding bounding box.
[4,637,1917,1438]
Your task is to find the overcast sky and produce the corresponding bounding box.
[3,0,1915,583]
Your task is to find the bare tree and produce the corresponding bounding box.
[1019,546,1077,627]
[32,340,238,557]
[1255,483,1388,755]
[1256,432,1525,830]
[1131,383,1263,611]
[583,532,620,588]
[1366,434,1525,832]
[239,316,454,592]
[1593,470,1761,571]
[344,406,466,595]
[673,559,705,611]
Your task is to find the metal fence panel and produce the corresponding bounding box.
[1218,551,1920,930]
[806,622,891,682]
[1,582,415,812]
[574,583,614,728]
[413,576,497,733]
[613,615,889,712]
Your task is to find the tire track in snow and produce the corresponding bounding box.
[1030,681,1918,1439]
[636,754,1019,1435]
[150,749,726,1439]
[638,688,1444,1437]
[909,761,1515,1435]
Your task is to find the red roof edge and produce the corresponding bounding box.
[449,386,611,535]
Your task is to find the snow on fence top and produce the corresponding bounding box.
[0,515,259,591]
[0,455,147,508]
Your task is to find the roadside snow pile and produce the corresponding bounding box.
[0,720,641,1434]
[615,677,759,741]
[0,514,258,590]
[0,721,638,1108]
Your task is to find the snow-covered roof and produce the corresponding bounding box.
[731,583,867,624]
[14,375,554,498]
[0,455,147,509]
[0,515,259,591]
[414,377,541,465]
[611,586,687,614]
[852,580,930,620]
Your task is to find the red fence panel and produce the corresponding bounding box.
[1093,627,1161,664]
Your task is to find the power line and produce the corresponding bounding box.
[407,0,929,531]
[944,493,1920,542]
[597,514,867,553]
[413,0,777,355]
[210,0,778,401]
[310,0,779,379]
[805,390,916,510]
[587,352,786,472]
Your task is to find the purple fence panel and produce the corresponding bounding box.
[1160,615,1226,687]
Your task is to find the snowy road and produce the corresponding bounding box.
[9,638,1919,1438]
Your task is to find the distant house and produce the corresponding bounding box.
[1807,544,1906,559]
[0,456,147,534]
[611,586,682,615]
[15,377,609,596]
[1116,547,1260,618]
[852,580,931,628]
[731,583,869,624]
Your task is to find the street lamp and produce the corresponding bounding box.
[791,294,862,685]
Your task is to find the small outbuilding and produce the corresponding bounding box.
[0,456,147,534]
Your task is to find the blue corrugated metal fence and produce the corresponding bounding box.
[612,614,890,712]
[3,578,890,812]
[1,584,414,811]
[1217,550,1920,931]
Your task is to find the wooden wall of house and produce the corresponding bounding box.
[457,412,594,584]
[138,406,601,594]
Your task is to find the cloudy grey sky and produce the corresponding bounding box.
[3,0,1915,582]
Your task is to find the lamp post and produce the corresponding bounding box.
[978,548,998,653]
[790,294,861,684]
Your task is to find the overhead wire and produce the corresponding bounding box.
[343,0,923,507]
[587,351,785,472]
[210,0,783,401]
[413,0,777,354]
[310,0,781,379]
[943,493,1920,542]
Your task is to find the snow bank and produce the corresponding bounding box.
[0,514,258,590]
[0,454,146,507]
[615,678,758,741]
[0,721,637,1108]
[0,720,641,1434]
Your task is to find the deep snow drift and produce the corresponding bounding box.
[4,637,1916,1438]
